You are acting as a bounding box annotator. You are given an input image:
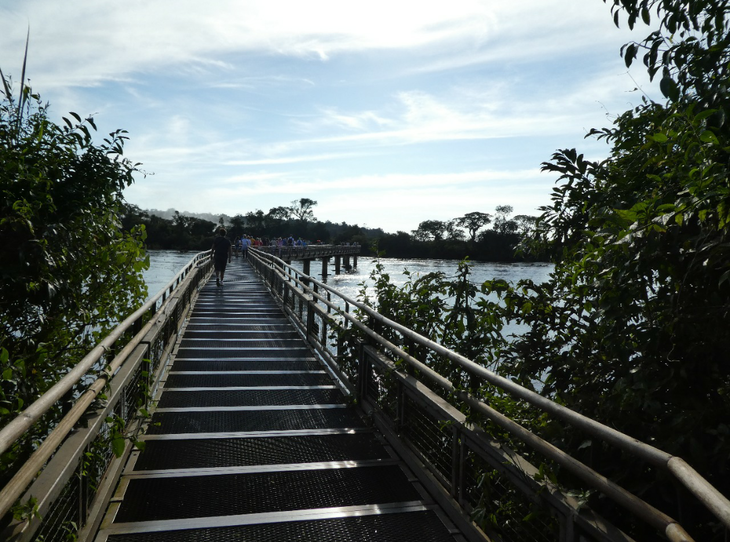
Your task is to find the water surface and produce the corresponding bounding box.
[144,250,553,302]
[144,250,202,299]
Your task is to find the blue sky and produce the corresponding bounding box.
[1,0,659,233]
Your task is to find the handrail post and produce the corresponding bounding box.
[306,297,315,339]
[451,426,461,499]
[357,341,368,404]
[396,380,405,435]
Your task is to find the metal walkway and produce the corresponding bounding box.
[95,260,469,541]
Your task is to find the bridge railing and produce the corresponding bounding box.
[248,248,730,542]
[255,243,360,261]
[0,251,213,542]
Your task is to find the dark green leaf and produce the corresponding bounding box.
[659,76,679,101]
[624,43,637,68]
[111,436,126,457]
[641,6,650,24]
[700,130,719,145]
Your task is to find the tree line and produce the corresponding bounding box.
[121,199,380,251]
[122,199,543,262]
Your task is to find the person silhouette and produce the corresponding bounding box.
[211,227,232,286]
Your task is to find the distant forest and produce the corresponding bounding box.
[122,198,545,262]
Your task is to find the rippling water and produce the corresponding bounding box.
[144,250,553,302]
[300,257,553,340]
[314,257,553,302]
[143,250,202,299]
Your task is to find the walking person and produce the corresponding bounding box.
[211,227,232,286]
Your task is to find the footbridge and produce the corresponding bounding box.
[0,250,728,542]
[255,243,360,276]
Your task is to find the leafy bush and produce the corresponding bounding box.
[0,67,148,484]
[358,1,730,537]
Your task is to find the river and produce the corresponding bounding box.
[310,257,552,302]
[143,250,204,299]
[143,250,553,302]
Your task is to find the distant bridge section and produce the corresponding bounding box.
[254,244,360,276]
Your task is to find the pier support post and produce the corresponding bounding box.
[335,256,341,275]
[353,255,358,268]
[302,259,311,287]
[321,257,329,278]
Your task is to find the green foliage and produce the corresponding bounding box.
[504,1,730,536]
[455,212,492,242]
[0,70,148,483]
[11,496,40,523]
[393,206,538,262]
[121,205,216,250]
[357,259,511,387]
[520,0,730,459]
[105,414,130,458]
[289,197,318,222]
[354,1,730,537]
[492,205,517,235]
[123,199,537,260]
[412,219,448,241]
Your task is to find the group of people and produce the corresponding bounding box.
[232,235,309,253]
[211,229,314,286]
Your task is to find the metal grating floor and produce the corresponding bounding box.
[145,407,366,434]
[115,465,421,522]
[169,360,322,372]
[94,259,468,542]
[156,388,345,408]
[163,372,332,387]
[133,433,391,470]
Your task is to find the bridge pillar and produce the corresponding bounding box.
[353,255,358,268]
[334,256,341,275]
[302,259,311,286]
[343,256,351,271]
[321,257,329,277]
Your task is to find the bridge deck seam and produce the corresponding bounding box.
[96,502,434,539]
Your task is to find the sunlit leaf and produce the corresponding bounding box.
[700,130,719,145]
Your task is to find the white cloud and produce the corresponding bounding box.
[1,0,660,233]
[2,0,631,86]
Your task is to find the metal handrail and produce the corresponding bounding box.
[255,243,360,260]
[0,250,210,523]
[248,248,730,539]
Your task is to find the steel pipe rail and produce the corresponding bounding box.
[0,250,212,541]
[248,248,730,540]
[0,251,209,458]
[257,260,692,540]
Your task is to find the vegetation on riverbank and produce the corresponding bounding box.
[122,201,543,262]
[1,63,148,488]
[355,1,730,538]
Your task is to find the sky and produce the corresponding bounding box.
[0,0,660,233]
